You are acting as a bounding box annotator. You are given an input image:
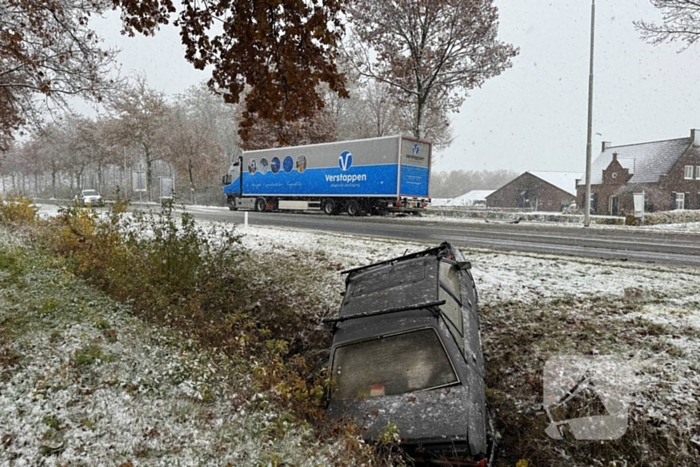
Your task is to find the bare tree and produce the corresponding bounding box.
[240,108,338,150]
[635,1,700,47]
[107,76,170,201]
[179,83,241,166]
[159,105,222,203]
[58,115,93,192]
[0,143,23,194]
[347,0,518,141]
[25,123,67,198]
[0,0,120,150]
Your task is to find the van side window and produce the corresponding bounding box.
[439,260,462,297]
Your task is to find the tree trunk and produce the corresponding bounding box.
[413,93,426,140]
[143,143,153,202]
[51,162,57,199]
[188,159,196,205]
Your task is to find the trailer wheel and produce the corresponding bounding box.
[322,199,337,216]
[346,200,361,217]
[254,197,266,212]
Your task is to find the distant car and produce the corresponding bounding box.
[324,242,488,465]
[74,189,105,207]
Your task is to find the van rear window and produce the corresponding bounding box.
[331,329,458,400]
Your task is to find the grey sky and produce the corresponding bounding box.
[91,1,700,175]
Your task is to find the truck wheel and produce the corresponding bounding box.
[346,200,361,217]
[322,199,337,216]
[227,198,238,211]
[254,197,266,212]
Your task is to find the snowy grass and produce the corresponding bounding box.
[0,228,361,466]
[234,224,700,466]
[2,206,700,465]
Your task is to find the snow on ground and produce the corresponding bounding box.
[235,222,700,308]
[234,222,700,464]
[0,229,336,466]
[4,205,698,465]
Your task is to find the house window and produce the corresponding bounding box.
[696,166,700,180]
[685,165,694,180]
[676,192,685,210]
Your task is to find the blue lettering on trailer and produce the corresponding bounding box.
[226,165,399,196]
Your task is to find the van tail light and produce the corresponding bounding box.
[370,385,385,397]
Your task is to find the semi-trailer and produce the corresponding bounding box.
[222,135,431,215]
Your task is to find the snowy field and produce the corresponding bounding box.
[239,223,700,464]
[1,207,699,465]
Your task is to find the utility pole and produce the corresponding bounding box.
[584,0,596,227]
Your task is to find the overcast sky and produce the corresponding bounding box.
[91,0,700,175]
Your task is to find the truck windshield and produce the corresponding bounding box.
[331,328,458,400]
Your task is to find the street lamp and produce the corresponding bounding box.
[584,0,595,227]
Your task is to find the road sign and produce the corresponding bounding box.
[159,177,173,200]
[133,172,147,192]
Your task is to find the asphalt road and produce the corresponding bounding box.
[180,206,700,268]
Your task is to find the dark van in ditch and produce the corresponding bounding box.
[325,242,488,464]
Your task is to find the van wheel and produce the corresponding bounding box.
[254,197,266,212]
[346,200,361,217]
[322,199,337,216]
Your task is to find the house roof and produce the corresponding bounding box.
[527,171,581,196]
[446,190,494,206]
[589,137,692,185]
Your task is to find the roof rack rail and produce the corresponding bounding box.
[322,300,446,326]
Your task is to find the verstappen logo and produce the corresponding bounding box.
[338,150,353,171]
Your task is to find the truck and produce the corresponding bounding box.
[222,135,431,216]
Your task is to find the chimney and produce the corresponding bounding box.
[612,152,618,162]
[691,129,700,146]
[602,141,612,152]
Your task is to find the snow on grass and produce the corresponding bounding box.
[3,210,700,465]
[235,223,700,465]
[0,228,338,466]
[237,223,700,307]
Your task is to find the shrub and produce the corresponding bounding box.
[644,209,700,225]
[0,196,37,225]
[16,205,409,464]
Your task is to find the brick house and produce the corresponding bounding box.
[576,129,700,215]
[486,171,580,212]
